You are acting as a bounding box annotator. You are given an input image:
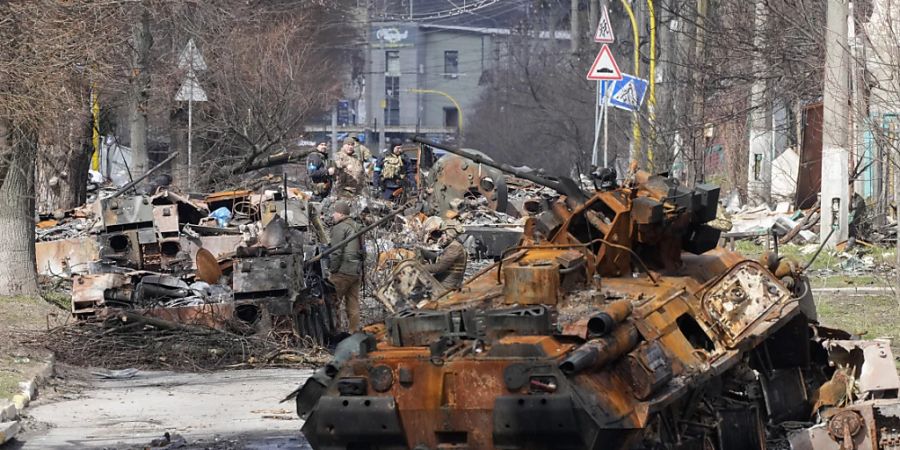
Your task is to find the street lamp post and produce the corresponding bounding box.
[407,88,464,134]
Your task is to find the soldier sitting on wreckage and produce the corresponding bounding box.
[418,217,468,289]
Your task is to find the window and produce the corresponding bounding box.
[444,107,459,128]
[444,50,458,79]
[385,76,400,126]
[383,52,400,126]
[385,51,400,76]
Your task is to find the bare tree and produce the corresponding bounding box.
[0,1,126,296]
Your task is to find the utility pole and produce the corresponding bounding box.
[747,0,772,205]
[331,107,338,155]
[570,0,580,53]
[821,0,850,246]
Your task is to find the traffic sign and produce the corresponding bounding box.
[598,80,614,104]
[586,45,622,81]
[178,38,207,72]
[608,74,648,112]
[594,5,614,43]
[175,75,207,102]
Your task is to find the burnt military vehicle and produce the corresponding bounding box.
[292,138,900,449]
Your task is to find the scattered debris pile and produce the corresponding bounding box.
[36,170,339,347]
[292,139,900,450]
[37,313,330,371]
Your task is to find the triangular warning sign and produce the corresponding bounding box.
[586,45,622,81]
[178,38,207,72]
[594,5,614,43]
[612,80,638,107]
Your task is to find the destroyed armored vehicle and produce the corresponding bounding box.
[293,139,900,449]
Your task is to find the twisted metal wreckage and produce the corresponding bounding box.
[35,144,523,342]
[37,169,340,340]
[292,139,900,450]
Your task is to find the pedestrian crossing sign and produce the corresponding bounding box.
[607,74,648,112]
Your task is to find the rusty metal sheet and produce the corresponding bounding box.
[232,254,304,296]
[152,205,180,236]
[260,198,311,228]
[35,237,99,276]
[825,339,900,396]
[182,235,243,268]
[140,303,235,331]
[100,195,154,229]
[501,261,559,305]
[71,273,130,315]
[204,190,253,203]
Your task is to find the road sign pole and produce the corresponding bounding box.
[188,88,193,189]
[603,84,611,168]
[592,81,601,167]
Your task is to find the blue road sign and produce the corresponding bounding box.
[598,80,615,105]
[607,74,649,112]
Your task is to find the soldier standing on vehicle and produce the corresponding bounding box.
[373,145,416,202]
[333,139,366,198]
[328,200,363,332]
[306,142,333,201]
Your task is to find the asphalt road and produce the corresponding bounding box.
[6,368,313,449]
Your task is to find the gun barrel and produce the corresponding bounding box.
[412,137,563,192]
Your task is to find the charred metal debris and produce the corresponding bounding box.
[292,139,900,450]
[37,180,344,343]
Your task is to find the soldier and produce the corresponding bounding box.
[328,200,363,332]
[306,142,333,201]
[421,219,468,289]
[373,145,416,202]
[333,139,366,197]
[347,136,372,163]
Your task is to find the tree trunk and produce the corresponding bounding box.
[128,6,152,178]
[35,104,93,215]
[0,119,40,297]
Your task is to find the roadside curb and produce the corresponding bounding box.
[0,354,54,445]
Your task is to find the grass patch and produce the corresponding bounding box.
[730,240,896,272]
[815,294,900,363]
[41,289,70,311]
[0,295,56,329]
[0,370,19,401]
[0,355,42,401]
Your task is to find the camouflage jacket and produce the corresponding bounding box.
[424,239,467,289]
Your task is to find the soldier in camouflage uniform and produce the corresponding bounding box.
[373,145,416,202]
[327,200,364,332]
[333,139,366,198]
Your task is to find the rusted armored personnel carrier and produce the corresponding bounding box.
[293,139,900,449]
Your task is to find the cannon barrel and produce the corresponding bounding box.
[587,300,634,336]
[559,323,640,375]
[413,137,589,203]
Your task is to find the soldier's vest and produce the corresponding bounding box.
[382,155,404,180]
